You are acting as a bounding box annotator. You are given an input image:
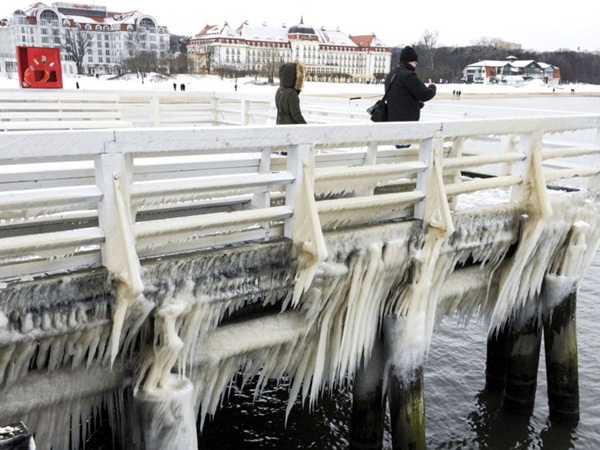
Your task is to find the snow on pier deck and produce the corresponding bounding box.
[0,112,599,449]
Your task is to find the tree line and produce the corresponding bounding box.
[60,27,600,85]
[400,33,600,84]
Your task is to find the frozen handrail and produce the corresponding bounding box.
[0,114,598,281]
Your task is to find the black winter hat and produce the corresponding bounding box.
[400,46,418,62]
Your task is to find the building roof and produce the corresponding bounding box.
[2,2,168,32]
[466,60,511,68]
[237,21,289,42]
[315,27,355,47]
[288,17,315,35]
[467,59,557,70]
[350,34,389,48]
[192,19,388,48]
[510,60,538,68]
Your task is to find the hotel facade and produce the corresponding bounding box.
[188,18,392,83]
[0,2,169,78]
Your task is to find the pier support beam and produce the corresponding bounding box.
[350,336,386,450]
[542,277,579,424]
[485,323,511,391]
[134,377,198,450]
[502,313,542,414]
[384,316,426,450]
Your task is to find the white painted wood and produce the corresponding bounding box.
[0,113,598,280]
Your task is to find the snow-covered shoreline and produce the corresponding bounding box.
[2,73,600,99]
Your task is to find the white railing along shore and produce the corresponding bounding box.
[0,89,369,129]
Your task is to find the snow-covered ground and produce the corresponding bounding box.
[1,72,600,99]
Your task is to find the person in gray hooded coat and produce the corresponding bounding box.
[275,61,307,124]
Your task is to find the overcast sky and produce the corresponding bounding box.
[2,0,598,53]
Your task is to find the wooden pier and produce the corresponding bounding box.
[0,98,599,449]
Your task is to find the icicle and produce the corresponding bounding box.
[291,161,328,307]
[108,175,148,367]
[136,295,187,393]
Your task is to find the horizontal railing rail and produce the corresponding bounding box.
[0,114,598,281]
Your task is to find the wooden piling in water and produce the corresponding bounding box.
[543,289,580,424]
[349,337,386,450]
[134,377,198,450]
[384,316,426,450]
[485,323,511,391]
[502,314,543,414]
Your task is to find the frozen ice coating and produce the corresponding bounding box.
[3,189,600,448]
[291,161,328,307]
[108,176,148,367]
[136,295,187,392]
[1,96,599,449]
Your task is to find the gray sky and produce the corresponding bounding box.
[2,0,598,52]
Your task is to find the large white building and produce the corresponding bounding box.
[0,2,170,78]
[188,18,391,83]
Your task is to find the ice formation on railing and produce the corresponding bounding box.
[1,116,599,450]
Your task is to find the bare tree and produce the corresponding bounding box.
[202,46,215,74]
[420,29,439,76]
[169,35,189,73]
[123,51,158,82]
[262,48,284,84]
[60,28,92,74]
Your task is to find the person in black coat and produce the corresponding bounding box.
[385,46,436,122]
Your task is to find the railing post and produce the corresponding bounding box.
[286,143,326,306]
[414,137,433,220]
[95,149,145,365]
[241,99,250,125]
[95,151,135,274]
[150,97,160,127]
[500,134,518,176]
[446,137,463,211]
[415,135,451,234]
[591,120,600,191]
[284,143,312,239]
[253,147,272,237]
[356,143,378,197]
[211,96,220,126]
[510,131,552,218]
[252,147,271,209]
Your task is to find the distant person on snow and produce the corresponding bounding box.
[384,46,436,123]
[275,61,307,124]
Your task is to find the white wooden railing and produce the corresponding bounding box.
[117,90,369,127]
[0,115,599,281]
[0,89,370,130]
